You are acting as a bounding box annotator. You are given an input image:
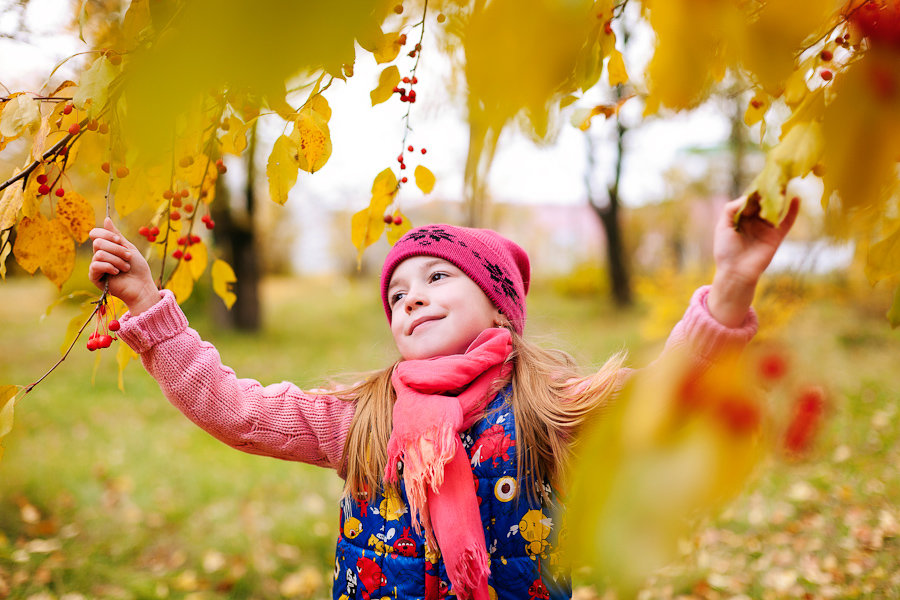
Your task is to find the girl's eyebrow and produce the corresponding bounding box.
[388,258,450,291]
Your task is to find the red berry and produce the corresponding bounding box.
[172,198,182,208]
[173,249,183,259]
[201,214,210,223]
[190,234,201,244]
[383,214,393,224]
[139,226,150,237]
[408,90,416,101]
[163,189,174,199]
[108,319,120,332]
[149,226,160,236]
[420,148,427,154]
[68,123,81,135]
[55,188,65,197]
[87,338,99,351]
[408,145,414,152]
[402,77,410,84]
[177,236,187,246]
[180,189,189,198]
[36,174,48,184]
[170,211,181,220]
[216,162,227,175]
[401,177,408,183]
[147,235,157,243]
[116,166,129,178]
[205,220,215,230]
[183,252,192,261]
[821,69,833,81]
[63,103,73,115]
[411,76,417,84]
[759,352,788,381]
[101,162,110,174]
[393,215,403,225]
[397,155,404,163]
[400,95,408,102]
[400,163,406,170]
[820,49,833,62]
[38,184,51,195]
[87,120,98,131]
[184,203,194,213]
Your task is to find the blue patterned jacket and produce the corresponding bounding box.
[333,384,570,599]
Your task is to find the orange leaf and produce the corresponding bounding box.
[40,218,76,290]
[292,108,332,173]
[56,191,96,243]
[12,213,48,274]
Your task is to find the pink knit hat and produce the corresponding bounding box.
[381,224,531,334]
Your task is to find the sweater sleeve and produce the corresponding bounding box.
[116,289,356,475]
[660,284,758,370]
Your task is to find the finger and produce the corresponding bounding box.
[776,196,801,236]
[104,216,121,235]
[92,237,132,260]
[93,249,131,273]
[88,261,120,285]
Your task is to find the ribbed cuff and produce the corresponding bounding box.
[117,289,189,354]
[681,285,758,361]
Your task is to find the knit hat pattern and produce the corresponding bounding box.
[381,224,531,334]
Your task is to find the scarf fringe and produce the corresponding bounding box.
[384,422,458,535]
[446,543,491,600]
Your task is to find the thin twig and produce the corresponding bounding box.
[23,294,106,394]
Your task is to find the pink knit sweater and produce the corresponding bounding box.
[116,285,757,478]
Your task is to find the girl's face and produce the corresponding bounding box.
[387,256,502,360]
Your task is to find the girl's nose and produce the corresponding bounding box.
[403,287,427,312]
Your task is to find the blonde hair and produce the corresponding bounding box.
[337,326,625,502]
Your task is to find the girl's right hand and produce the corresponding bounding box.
[88,217,160,315]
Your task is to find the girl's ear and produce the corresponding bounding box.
[493,309,506,328]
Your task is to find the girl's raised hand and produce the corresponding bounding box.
[88,217,160,315]
[707,196,800,327]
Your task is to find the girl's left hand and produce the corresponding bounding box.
[708,195,800,327]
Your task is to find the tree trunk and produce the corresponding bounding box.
[211,122,261,330]
[586,103,633,308]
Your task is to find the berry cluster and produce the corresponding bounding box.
[86,300,119,351]
[172,233,202,261]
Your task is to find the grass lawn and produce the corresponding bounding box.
[1,273,898,599]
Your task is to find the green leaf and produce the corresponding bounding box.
[73,55,119,118]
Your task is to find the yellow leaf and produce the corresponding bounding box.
[783,57,814,107]
[0,230,10,280]
[865,225,900,284]
[267,134,300,205]
[888,285,900,329]
[221,115,251,156]
[292,108,332,174]
[1,385,22,459]
[0,94,40,139]
[115,163,167,217]
[13,213,48,274]
[351,168,397,266]
[166,260,194,304]
[41,218,76,290]
[743,90,769,127]
[60,298,96,355]
[606,49,628,87]
[31,113,52,162]
[56,191,96,243]
[386,211,412,245]
[414,165,436,194]
[745,160,787,225]
[122,0,152,49]
[308,94,332,122]
[371,65,401,106]
[187,240,208,280]
[374,31,402,64]
[772,120,824,179]
[73,55,119,118]
[0,177,24,230]
[212,259,237,309]
[116,340,138,392]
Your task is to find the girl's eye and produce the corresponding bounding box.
[429,272,448,282]
[390,292,406,307]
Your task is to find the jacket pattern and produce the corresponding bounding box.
[333,384,570,600]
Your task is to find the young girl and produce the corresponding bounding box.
[88,196,798,600]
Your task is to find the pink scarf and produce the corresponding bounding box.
[384,327,513,600]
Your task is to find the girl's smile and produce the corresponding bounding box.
[388,256,502,360]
